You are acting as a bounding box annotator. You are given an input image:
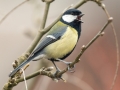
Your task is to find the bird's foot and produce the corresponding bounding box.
[66,62,75,73]
[53,70,62,80]
[56,59,75,73]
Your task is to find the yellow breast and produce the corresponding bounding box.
[44,26,78,59]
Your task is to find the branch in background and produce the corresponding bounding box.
[40,0,54,29]
[0,0,29,25]
[88,1,119,90]
[100,3,119,90]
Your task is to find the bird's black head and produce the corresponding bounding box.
[60,9,84,38]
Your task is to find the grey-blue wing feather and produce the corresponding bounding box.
[9,57,32,77]
[32,26,67,55]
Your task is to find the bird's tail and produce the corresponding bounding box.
[9,58,32,77]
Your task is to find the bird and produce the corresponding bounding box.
[9,9,84,77]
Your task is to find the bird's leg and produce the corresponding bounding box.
[52,61,62,79]
[52,61,61,72]
[56,59,75,73]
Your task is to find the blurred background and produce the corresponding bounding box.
[0,0,120,90]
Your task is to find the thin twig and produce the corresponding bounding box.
[109,23,119,90]
[101,3,119,90]
[0,0,29,25]
[20,64,29,75]
[16,67,54,83]
[72,0,87,9]
[90,1,119,90]
[40,1,51,29]
[104,8,119,90]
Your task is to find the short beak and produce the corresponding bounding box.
[80,13,84,17]
[79,13,84,23]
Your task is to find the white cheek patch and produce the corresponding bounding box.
[46,35,56,39]
[62,15,77,23]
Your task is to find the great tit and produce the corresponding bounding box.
[9,9,84,77]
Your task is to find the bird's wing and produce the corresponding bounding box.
[32,24,68,55]
[9,23,67,77]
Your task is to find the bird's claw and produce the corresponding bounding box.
[53,70,62,80]
[67,62,75,73]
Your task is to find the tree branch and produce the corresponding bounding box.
[40,0,54,29]
[16,67,54,83]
